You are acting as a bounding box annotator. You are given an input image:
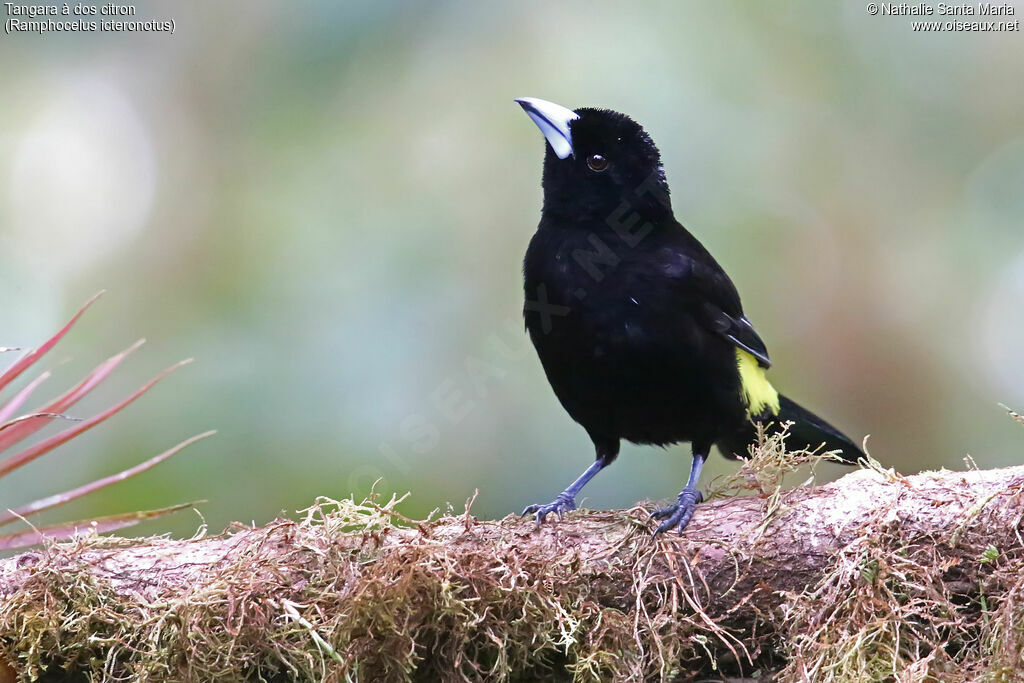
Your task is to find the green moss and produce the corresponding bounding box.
[777,496,1024,682]
[0,495,722,682]
[3,431,1024,681]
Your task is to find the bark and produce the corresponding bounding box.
[1,464,1023,681]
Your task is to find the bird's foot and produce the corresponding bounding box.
[522,493,577,527]
[651,489,703,535]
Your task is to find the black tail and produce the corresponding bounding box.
[716,394,864,464]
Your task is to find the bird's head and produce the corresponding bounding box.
[516,97,671,222]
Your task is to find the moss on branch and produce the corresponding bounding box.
[2,459,1024,682]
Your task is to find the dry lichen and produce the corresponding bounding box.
[1,425,1023,681]
[0,494,733,682]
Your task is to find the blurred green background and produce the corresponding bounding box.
[2,1,1023,540]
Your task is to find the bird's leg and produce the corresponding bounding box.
[651,444,708,535]
[522,440,619,527]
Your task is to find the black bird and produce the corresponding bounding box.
[515,97,864,534]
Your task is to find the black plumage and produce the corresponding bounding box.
[515,98,864,533]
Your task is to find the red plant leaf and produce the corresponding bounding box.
[0,371,51,424]
[0,413,81,438]
[0,291,104,395]
[0,430,215,527]
[0,359,192,479]
[0,502,198,551]
[0,339,145,453]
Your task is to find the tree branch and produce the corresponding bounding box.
[2,465,1024,681]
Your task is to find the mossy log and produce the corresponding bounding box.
[2,464,1024,681]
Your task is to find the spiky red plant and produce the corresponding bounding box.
[0,292,212,550]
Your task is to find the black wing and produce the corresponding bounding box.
[658,233,772,368]
[699,302,771,368]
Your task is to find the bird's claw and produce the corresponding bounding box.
[651,490,703,535]
[522,494,577,527]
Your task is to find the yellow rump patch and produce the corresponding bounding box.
[736,349,780,418]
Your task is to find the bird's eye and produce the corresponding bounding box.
[586,154,609,172]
